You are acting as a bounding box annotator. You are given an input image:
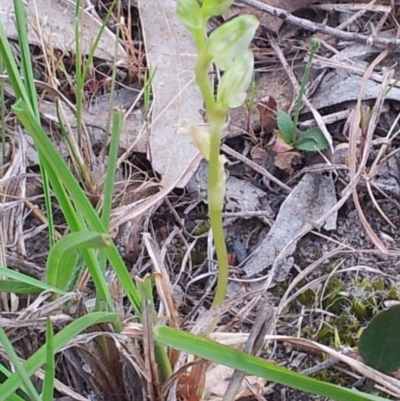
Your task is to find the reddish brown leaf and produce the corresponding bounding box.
[274,151,302,174]
[257,96,277,133]
[270,130,294,153]
[177,363,206,401]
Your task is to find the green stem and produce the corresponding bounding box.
[192,24,229,333]
[208,113,228,307]
[292,47,317,135]
[194,52,215,114]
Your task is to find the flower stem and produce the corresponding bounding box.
[292,42,318,134]
[208,114,228,309]
[194,46,229,333]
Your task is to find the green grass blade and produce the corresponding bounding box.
[0,280,47,294]
[101,109,122,229]
[0,19,29,104]
[42,319,55,401]
[13,0,39,117]
[0,312,118,400]
[0,57,5,161]
[13,0,55,247]
[0,267,65,295]
[81,0,117,82]
[46,231,112,290]
[154,326,388,401]
[0,328,41,401]
[98,109,122,273]
[143,67,157,117]
[0,366,25,401]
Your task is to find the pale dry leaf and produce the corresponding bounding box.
[203,364,266,401]
[1,0,126,62]
[138,0,203,188]
[274,151,302,174]
[243,173,337,277]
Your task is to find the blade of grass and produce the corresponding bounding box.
[0,363,26,401]
[13,0,55,247]
[143,67,157,118]
[101,110,122,230]
[0,280,50,294]
[154,326,388,401]
[0,328,41,401]
[98,109,123,273]
[0,21,31,102]
[0,267,65,295]
[46,231,112,290]
[0,312,118,400]
[137,276,172,382]
[0,365,26,401]
[42,319,55,401]
[13,0,39,117]
[0,56,5,162]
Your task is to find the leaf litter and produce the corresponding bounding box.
[3,0,400,400]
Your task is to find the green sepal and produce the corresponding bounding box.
[202,0,234,18]
[177,0,203,30]
[217,49,254,108]
[206,15,259,71]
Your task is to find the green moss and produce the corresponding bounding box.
[321,277,346,314]
[193,221,210,236]
[296,275,396,348]
[192,248,207,265]
[388,284,400,300]
[297,287,316,306]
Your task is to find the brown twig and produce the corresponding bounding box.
[239,0,400,48]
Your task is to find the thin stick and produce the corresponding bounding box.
[239,0,400,48]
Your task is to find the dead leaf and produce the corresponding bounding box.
[243,173,337,278]
[177,363,206,401]
[257,96,277,133]
[138,0,203,188]
[274,151,302,174]
[203,364,266,400]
